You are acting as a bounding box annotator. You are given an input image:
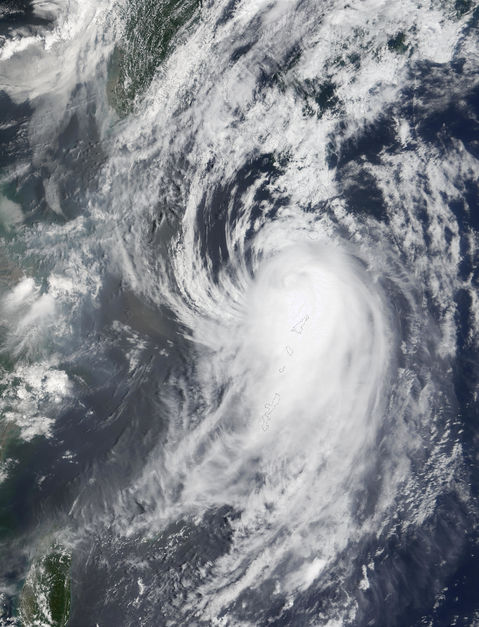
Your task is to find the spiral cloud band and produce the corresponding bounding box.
[0,0,477,624]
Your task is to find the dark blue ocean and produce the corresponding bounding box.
[0,0,478,625]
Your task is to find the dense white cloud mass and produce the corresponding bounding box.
[0,0,478,624]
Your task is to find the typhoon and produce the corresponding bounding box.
[0,0,478,625]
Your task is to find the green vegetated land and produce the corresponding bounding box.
[19,548,71,626]
[108,0,202,115]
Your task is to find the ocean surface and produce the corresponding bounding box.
[0,0,479,625]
